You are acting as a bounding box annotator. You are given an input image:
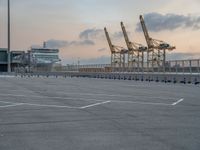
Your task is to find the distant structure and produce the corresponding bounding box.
[0,42,61,72]
[0,48,25,72]
[104,27,128,71]
[27,42,61,72]
[28,48,60,65]
[121,22,147,71]
[139,15,175,71]
[104,15,176,72]
[0,48,8,72]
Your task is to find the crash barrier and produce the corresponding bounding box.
[16,72,200,85]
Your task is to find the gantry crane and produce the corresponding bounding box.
[139,15,175,71]
[121,22,147,71]
[104,27,127,71]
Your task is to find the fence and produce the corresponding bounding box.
[56,59,200,74]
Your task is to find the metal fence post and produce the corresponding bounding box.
[175,61,178,74]
[182,60,185,74]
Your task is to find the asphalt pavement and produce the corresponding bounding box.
[0,76,200,150]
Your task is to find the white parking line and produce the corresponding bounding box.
[80,101,111,109]
[21,103,80,109]
[110,100,172,106]
[0,98,184,110]
[0,100,17,104]
[21,101,111,109]
[0,103,24,108]
[0,100,111,109]
[0,94,104,102]
[172,98,184,106]
[0,92,179,101]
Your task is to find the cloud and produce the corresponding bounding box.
[136,12,200,32]
[45,39,69,48]
[79,28,104,40]
[70,40,95,46]
[35,39,95,49]
[80,28,127,41]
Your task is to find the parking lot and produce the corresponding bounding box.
[0,76,200,150]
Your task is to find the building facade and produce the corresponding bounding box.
[0,48,26,72]
[29,48,60,65]
[0,48,8,72]
[27,48,61,72]
[0,47,61,72]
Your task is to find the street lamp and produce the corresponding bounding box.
[7,0,11,73]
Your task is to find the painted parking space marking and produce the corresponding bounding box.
[0,103,24,108]
[0,92,180,101]
[172,98,184,106]
[0,93,104,102]
[110,100,173,106]
[80,101,111,109]
[0,96,184,110]
[0,100,111,109]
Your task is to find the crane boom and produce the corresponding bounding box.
[104,27,127,70]
[104,27,114,53]
[120,22,147,70]
[139,15,152,48]
[139,15,175,71]
[121,22,132,50]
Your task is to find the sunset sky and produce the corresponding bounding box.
[0,0,200,64]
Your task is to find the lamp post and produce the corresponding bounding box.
[7,0,11,73]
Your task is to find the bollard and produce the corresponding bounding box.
[128,76,131,80]
[173,78,177,84]
[194,78,200,85]
[156,77,159,82]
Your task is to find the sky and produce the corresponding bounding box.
[0,0,200,64]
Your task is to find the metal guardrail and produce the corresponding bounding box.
[57,59,200,74]
[10,59,200,74]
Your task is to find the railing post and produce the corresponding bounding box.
[198,59,200,74]
[175,60,178,74]
[189,60,192,74]
[182,60,185,74]
[169,61,171,73]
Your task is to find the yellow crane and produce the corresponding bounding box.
[139,15,175,71]
[121,22,147,71]
[104,27,127,71]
